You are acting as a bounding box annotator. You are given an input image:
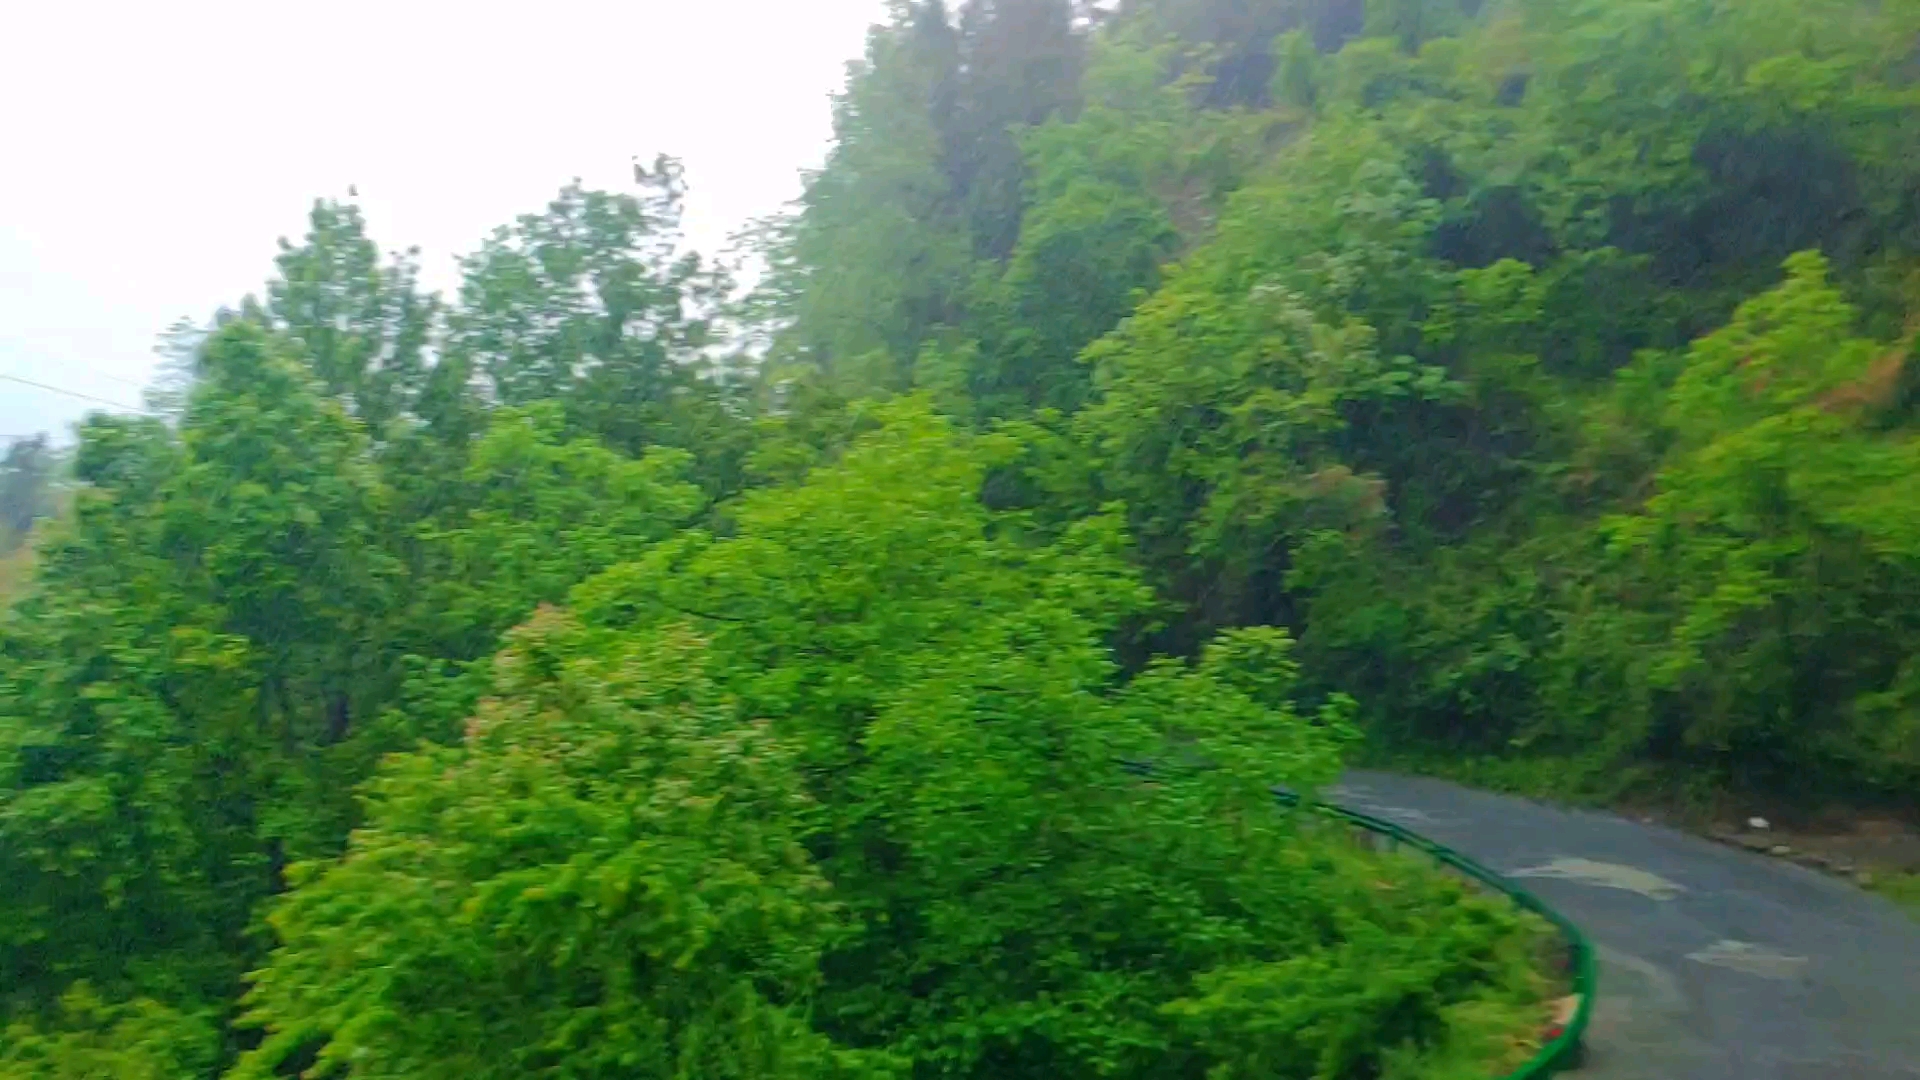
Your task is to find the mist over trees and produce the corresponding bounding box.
[6,0,1920,1075]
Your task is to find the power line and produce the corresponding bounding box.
[72,365,149,391]
[0,372,150,414]
[18,357,153,392]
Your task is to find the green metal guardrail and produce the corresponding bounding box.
[1117,761,1595,1077]
[1272,788,1597,1078]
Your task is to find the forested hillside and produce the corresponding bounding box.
[763,0,1920,803]
[5,0,1920,1075]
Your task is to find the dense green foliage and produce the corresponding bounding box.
[0,546,30,607]
[757,0,1920,799]
[11,0,1920,1073]
[227,407,1552,1080]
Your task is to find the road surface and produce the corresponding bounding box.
[1332,772,1920,1080]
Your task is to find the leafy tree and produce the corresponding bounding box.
[0,546,31,610]
[2,296,720,1073]
[754,3,980,395]
[957,32,1262,417]
[1118,0,1368,106]
[1077,116,1466,642]
[232,613,889,1080]
[1,984,219,1080]
[447,168,747,489]
[0,323,395,1021]
[145,318,211,421]
[949,0,1086,261]
[1599,252,1920,788]
[267,200,439,435]
[403,402,708,668]
[0,436,56,553]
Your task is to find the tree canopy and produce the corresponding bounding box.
[10,0,1920,1074]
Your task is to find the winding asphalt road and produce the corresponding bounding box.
[1331,772,1920,1080]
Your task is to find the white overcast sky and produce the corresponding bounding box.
[0,0,888,444]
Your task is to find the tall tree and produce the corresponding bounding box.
[0,437,55,552]
[755,3,979,394]
[0,321,395,1030]
[1115,0,1368,105]
[267,200,439,435]
[950,0,1085,260]
[956,32,1265,417]
[144,318,210,421]
[446,168,746,490]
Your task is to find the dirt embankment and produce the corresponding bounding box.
[1670,803,1920,909]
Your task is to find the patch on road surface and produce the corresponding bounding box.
[1322,786,1457,828]
[1595,945,1689,1013]
[1364,805,1452,828]
[1582,946,1721,1079]
[1507,857,1687,901]
[1685,940,1809,980]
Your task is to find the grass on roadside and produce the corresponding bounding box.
[1873,872,1920,917]
[1354,744,1676,811]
